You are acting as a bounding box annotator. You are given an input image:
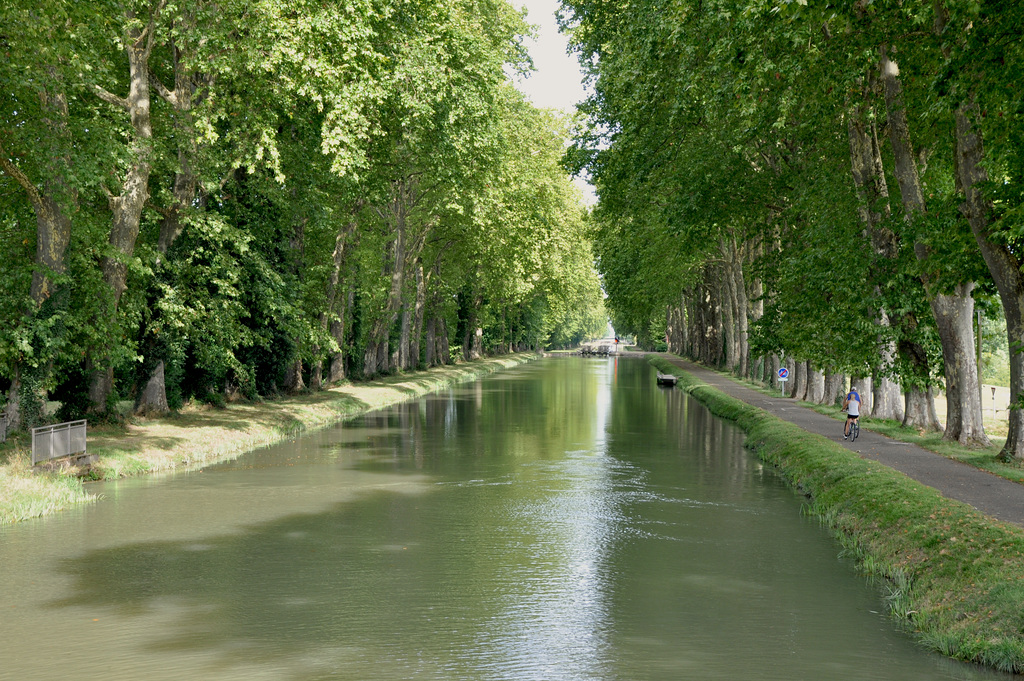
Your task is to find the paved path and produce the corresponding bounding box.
[661,356,1024,527]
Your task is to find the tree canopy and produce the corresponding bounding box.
[561,0,1024,458]
[0,0,605,429]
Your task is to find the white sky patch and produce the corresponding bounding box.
[513,0,596,205]
[514,0,588,112]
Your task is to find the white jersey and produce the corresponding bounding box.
[846,392,861,416]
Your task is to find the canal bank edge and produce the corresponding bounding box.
[0,353,540,526]
[650,355,1024,675]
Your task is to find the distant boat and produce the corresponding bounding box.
[656,373,677,386]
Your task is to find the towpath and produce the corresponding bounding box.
[660,355,1024,527]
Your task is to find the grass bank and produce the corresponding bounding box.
[650,356,1024,674]
[0,354,538,526]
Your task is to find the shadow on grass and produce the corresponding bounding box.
[89,394,375,456]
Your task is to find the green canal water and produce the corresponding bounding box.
[0,357,1009,680]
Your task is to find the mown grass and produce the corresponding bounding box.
[651,356,1024,674]
[0,354,538,525]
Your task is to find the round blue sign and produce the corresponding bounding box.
[778,367,789,379]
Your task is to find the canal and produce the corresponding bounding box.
[0,357,1007,680]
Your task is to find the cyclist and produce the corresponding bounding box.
[842,387,861,440]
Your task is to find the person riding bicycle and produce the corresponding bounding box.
[842,387,861,440]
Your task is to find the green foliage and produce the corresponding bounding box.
[563,0,1021,397]
[0,0,600,420]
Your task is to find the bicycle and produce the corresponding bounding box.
[842,411,860,442]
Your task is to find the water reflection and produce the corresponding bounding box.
[0,357,1009,680]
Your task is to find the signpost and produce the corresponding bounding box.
[777,367,789,395]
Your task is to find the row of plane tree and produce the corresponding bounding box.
[562,0,1024,459]
[0,0,606,430]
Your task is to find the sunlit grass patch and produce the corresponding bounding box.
[0,449,94,524]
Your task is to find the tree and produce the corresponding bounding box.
[563,0,1006,450]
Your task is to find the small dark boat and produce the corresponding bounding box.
[656,373,678,386]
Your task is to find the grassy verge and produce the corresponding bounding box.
[651,356,1024,674]
[0,354,538,525]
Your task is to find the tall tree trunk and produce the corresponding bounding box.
[853,376,872,417]
[712,273,725,367]
[410,262,426,369]
[746,239,764,382]
[785,357,797,397]
[284,358,305,393]
[848,87,906,422]
[719,236,746,375]
[898,338,940,430]
[954,103,1024,459]
[399,306,412,370]
[666,295,687,356]
[697,267,724,367]
[378,340,392,375]
[310,348,323,392]
[423,262,446,367]
[880,45,977,436]
[719,262,737,373]
[328,319,347,383]
[136,361,170,414]
[425,318,437,367]
[322,212,360,384]
[904,387,942,432]
[89,7,160,412]
[770,354,781,391]
[733,243,749,377]
[808,367,825,404]
[363,339,381,377]
[931,284,988,444]
[135,21,203,414]
[873,312,905,422]
[471,328,483,360]
[5,370,22,435]
[151,28,199,256]
[365,184,413,377]
[328,287,354,383]
[283,217,307,392]
[0,185,71,431]
[461,284,483,361]
[434,318,450,365]
[793,360,808,401]
[824,371,845,406]
[684,291,696,359]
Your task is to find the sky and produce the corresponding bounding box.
[513,0,588,112]
[512,0,596,203]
